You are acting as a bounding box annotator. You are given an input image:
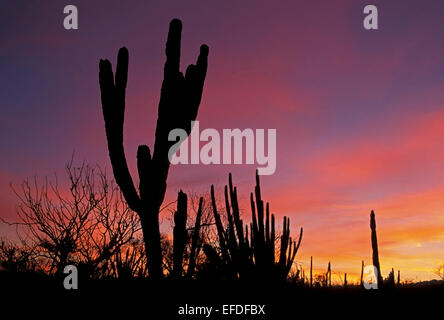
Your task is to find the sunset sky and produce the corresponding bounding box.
[1,0,444,282]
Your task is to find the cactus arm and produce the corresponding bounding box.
[99,49,141,212]
[271,214,275,263]
[224,186,237,252]
[229,174,244,246]
[187,197,203,278]
[254,171,265,250]
[210,185,230,262]
[250,193,258,241]
[294,227,303,254]
[279,216,289,267]
[136,145,151,203]
[289,227,303,269]
[265,203,270,244]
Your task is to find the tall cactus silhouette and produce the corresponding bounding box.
[370,210,383,288]
[98,19,208,279]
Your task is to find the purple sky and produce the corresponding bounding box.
[2,0,444,281]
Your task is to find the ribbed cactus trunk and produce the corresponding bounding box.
[370,210,383,288]
[172,191,188,278]
[98,19,208,279]
[140,207,163,279]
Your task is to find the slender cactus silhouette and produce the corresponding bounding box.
[99,19,209,279]
[172,191,188,279]
[186,197,204,278]
[370,210,383,288]
[327,261,331,287]
[310,256,313,287]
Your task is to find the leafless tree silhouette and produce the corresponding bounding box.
[4,160,139,276]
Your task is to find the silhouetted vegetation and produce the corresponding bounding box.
[98,18,208,280]
[0,239,37,273]
[370,210,383,288]
[1,161,141,278]
[201,171,303,281]
[0,21,442,313]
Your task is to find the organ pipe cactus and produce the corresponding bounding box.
[206,171,303,281]
[98,19,209,279]
[386,267,396,288]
